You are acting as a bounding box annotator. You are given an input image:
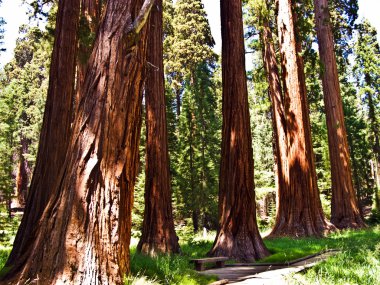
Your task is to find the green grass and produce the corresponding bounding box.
[128,241,218,285]
[290,226,380,285]
[0,209,21,270]
[260,226,380,264]
[1,207,379,285]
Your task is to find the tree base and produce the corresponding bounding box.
[269,217,336,238]
[331,216,366,230]
[137,239,180,257]
[208,229,270,262]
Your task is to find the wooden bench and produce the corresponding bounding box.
[191,257,229,271]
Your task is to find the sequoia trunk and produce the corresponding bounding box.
[1,0,153,283]
[261,20,289,220]
[209,0,269,261]
[137,0,180,256]
[5,0,80,265]
[314,0,364,228]
[270,0,333,236]
[75,0,102,114]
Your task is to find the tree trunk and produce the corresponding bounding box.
[15,135,30,207]
[209,0,269,261]
[75,0,102,115]
[314,0,365,229]
[137,0,180,256]
[1,0,153,283]
[270,0,333,237]
[5,0,80,266]
[260,20,288,225]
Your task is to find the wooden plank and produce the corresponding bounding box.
[191,257,229,263]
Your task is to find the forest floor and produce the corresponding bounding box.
[0,209,379,285]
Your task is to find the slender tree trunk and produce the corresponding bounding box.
[5,0,80,266]
[1,0,153,283]
[189,109,198,232]
[209,0,269,261]
[15,135,30,207]
[260,20,289,226]
[314,0,365,228]
[270,0,333,237]
[137,0,180,256]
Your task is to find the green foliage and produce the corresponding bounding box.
[354,20,380,181]
[0,25,51,203]
[163,0,221,232]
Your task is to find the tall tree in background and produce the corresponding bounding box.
[254,0,289,218]
[1,0,153,283]
[270,0,333,236]
[166,0,220,232]
[209,0,269,261]
[354,19,380,209]
[166,0,215,117]
[5,0,80,266]
[137,0,180,255]
[314,0,364,228]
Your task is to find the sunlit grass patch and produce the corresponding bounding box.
[290,226,380,285]
[128,245,218,285]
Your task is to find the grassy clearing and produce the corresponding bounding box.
[127,233,218,285]
[290,226,380,285]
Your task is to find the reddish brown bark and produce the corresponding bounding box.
[261,20,289,216]
[75,0,102,114]
[5,0,80,266]
[314,0,365,229]
[270,0,333,237]
[137,0,180,256]
[209,0,269,261]
[1,0,153,283]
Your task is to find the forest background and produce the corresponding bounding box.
[0,0,379,283]
[0,0,380,232]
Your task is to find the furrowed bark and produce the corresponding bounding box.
[5,0,80,266]
[260,19,289,225]
[209,0,269,261]
[1,0,151,283]
[314,0,365,229]
[137,0,180,256]
[270,0,334,237]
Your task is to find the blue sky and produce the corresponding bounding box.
[0,0,379,67]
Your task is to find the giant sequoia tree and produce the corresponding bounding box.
[209,0,269,261]
[5,0,80,266]
[270,0,333,236]
[254,0,289,216]
[137,0,180,256]
[314,0,364,228]
[1,0,153,283]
